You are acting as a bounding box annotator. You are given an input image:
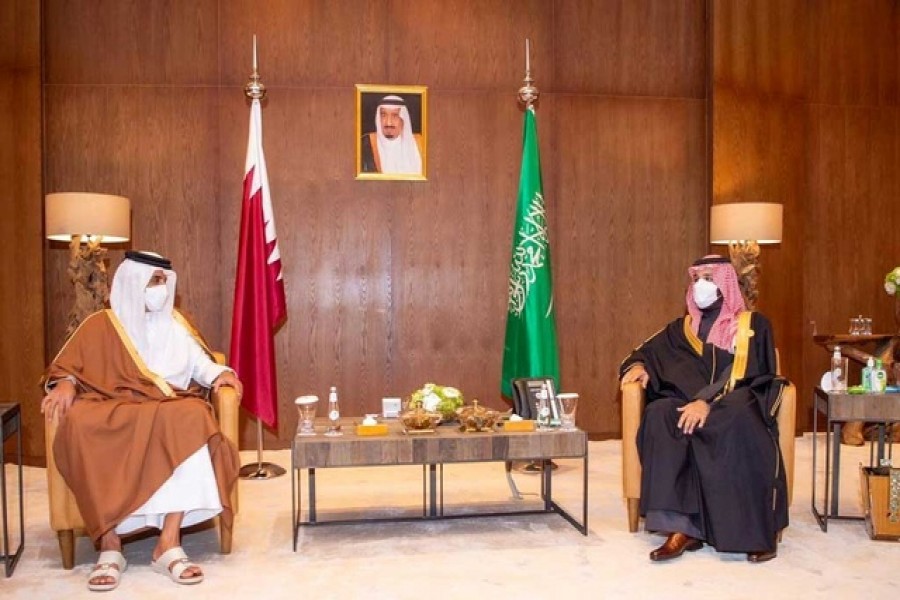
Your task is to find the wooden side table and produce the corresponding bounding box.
[811,388,900,532]
[0,403,24,576]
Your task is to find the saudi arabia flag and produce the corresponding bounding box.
[500,106,560,398]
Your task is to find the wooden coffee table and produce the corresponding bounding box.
[291,420,588,550]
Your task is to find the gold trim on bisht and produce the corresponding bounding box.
[727,311,755,392]
[105,309,175,397]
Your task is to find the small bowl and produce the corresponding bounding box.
[400,401,442,431]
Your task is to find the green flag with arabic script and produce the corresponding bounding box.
[501,106,560,398]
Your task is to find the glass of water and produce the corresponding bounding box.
[295,395,318,436]
[556,393,579,431]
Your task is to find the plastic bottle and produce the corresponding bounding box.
[871,359,887,393]
[326,386,342,436]
[536,383,551,429]
[862,357,874,392]
[831,346,845,391]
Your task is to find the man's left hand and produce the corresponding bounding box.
[213,371,243,400]
[676,399,710,435]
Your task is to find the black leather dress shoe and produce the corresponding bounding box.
[649,532,703,562]
[747,549,777,563]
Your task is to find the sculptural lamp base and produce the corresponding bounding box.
[727,241,761,311]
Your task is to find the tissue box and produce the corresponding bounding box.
[356,423,389,436]
[503,420,535,432]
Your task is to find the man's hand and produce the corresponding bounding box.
[212,370,243,400]
[621,364,650,389]
[41,379,77,422]
[676,399,711,435]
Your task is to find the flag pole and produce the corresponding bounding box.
[238,35,285,480]
[509,38,556,476]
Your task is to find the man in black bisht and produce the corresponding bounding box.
[620,255,789,563]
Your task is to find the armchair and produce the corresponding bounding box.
[621,376,796,533]
[44,352,240,569]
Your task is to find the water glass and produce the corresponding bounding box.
[831,357,849,392]
[557,393,579,431]
[295,395,318,436]
[862,317,873,335]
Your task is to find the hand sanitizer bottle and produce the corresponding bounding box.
[871,359,887,393]
[325,386,342,436]
[862,357,875,392]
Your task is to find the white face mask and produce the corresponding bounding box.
[145,285,168,312]
[692,278,719,309]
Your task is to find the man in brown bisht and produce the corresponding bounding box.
[41,251,241,591]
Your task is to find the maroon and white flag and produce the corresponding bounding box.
[230,98,286,428]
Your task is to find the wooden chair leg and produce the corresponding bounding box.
[58,529,76,569]
[218,516,233,555]
[627,498,641,533]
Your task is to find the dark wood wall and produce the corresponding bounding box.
[15,1,897,455]
[712,0,900,430]
[38,0,708,449]
[1,1,44,461]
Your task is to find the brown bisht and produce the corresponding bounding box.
[44,309,240,542]
[621,311,789,554]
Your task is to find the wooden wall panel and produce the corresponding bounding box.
[808,0,900,106]
[388,0,554,91]
[218,0,391,87]
[36,0,711,452]
[713,0,808,99]
[714,0,900,431]
[805,105,900,380]
[1,0,43,461]
[44,86,222,354]
[553,96,708,436]
[44,0,219,85]
[554,0,707,98]
[390,92,521,411]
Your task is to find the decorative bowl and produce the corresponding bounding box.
[400,401,442,432]
[456,400,501,433]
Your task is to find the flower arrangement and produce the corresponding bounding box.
[885,267,900,295]
[408,383,464,421]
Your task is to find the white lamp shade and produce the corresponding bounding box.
[45,192,131,243]
[710,202,782,244]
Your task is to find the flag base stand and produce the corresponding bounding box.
[239,462,286,479]
[239,419,285,480]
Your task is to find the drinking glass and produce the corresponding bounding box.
[295,395,318,436]
[557,393,579,431]
[862,317,873,336]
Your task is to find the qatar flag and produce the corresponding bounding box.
[230,98,287,428]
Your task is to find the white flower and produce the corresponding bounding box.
[886,281,897,296]
[443,387,461,398]
[423,392,441,411]
[893,267,900,278]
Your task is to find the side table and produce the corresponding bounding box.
[811,387,900,532]
[1,403,24,576]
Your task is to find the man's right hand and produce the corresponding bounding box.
[41,379,77,421]
[620,364,650,389]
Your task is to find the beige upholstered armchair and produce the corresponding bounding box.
[44,353,240,569]
[621,376,796,533]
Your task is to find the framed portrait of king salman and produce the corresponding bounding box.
[355,84,427,181]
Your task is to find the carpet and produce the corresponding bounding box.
[2,436,899,599]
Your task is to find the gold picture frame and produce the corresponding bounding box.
[355,84,427,181]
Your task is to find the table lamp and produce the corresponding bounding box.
[45,192,131,338]
[710,202,783,310]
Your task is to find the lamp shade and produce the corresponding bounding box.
[710,202,782,244]
[45,192,131,243]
